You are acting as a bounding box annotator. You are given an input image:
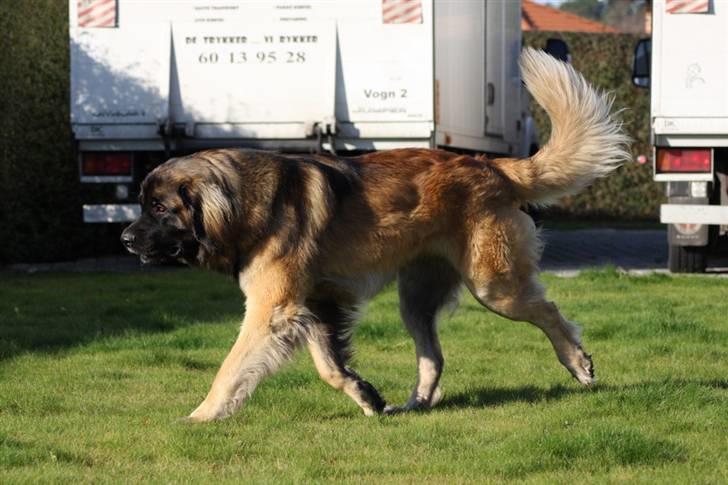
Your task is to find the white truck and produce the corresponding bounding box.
[633,0,728,272]
[70,0,537,225]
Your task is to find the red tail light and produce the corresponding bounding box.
[656,148,711,173]
[82,152,132,176]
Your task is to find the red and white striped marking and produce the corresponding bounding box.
[666,0,710,14]
[382,0,422,24]
[78,0,117,28]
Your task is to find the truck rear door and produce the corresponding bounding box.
[485,0,522,148]
[70,1,434,150]
[652,0,728,137]
[171,21,337,140]
[433,0,521,155]
[333,1,434,144]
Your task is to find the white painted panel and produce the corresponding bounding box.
[73,124,161,139]
[70,26,170,126]
[67,1,468,144]
[79,0,433,127]
[502,1,522,146]
[485,0,521,141]
[485,0,504,136]
[115,0,381,25]
[435,0,485,138]
[654,117,728,135]
[334,140,431,151]
[337,122,433,138]
[172,21,336,127]
[335,21,433,123]
[652,0,728,119]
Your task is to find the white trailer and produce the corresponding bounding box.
[633,0,728,272]
[70,0,533,224]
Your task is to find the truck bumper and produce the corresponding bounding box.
[660,204,728,225]
[83,204,140,223]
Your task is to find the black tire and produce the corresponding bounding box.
[668,244,707,273]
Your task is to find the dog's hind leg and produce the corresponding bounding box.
[306,300,386,416]
[469,275,594,385]
[463,210,594,386]
[385,256,461,414]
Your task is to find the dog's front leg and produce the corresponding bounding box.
[187,301,307,422]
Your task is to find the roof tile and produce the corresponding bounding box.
[522,0,619,33]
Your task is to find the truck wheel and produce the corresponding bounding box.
[668,244,707,273]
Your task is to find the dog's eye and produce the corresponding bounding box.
[152,202,167,214]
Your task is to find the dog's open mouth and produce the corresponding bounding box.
[138,246,183,265]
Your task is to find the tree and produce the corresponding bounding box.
[602,0,648,34]
[559,0,648,34]
[559,0,606,21]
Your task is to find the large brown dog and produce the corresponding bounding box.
[122,49,629,421]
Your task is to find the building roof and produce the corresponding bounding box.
[522,0,619,33]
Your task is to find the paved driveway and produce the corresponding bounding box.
[540,229,668,272]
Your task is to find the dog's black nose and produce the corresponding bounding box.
[120,231,135,248]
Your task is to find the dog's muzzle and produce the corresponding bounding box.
[120,229,137,254]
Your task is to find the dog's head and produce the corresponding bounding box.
[121,156,236,266]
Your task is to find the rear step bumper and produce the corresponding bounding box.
[661,204,728,225]
[83,204,140,223]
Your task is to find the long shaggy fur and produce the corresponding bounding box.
[121,49,624,421]
[495,48,631,205]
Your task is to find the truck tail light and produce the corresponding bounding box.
[82,152,132,176]
[656,148,711,173]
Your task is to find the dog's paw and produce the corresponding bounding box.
[177,416,201,424]
[382,404,406,416]
[382,387,443,415]
[430,386,443,406]
[382,402,429,415]
[571,347,595,386]
[186,404,227,422]
[183,413,214,423]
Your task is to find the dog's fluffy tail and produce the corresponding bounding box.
[494,48,630,205]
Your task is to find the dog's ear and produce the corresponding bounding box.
[178,182,233,252]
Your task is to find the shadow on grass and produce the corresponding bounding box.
[0,269,243,361]
[438,378,728,410]
[439,383,579,409]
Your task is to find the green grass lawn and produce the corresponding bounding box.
[0,268,726,483]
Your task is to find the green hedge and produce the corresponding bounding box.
[0,2,124,264]
[0,1,81,264]
[524,31,663,220]
[0,9,658,264]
